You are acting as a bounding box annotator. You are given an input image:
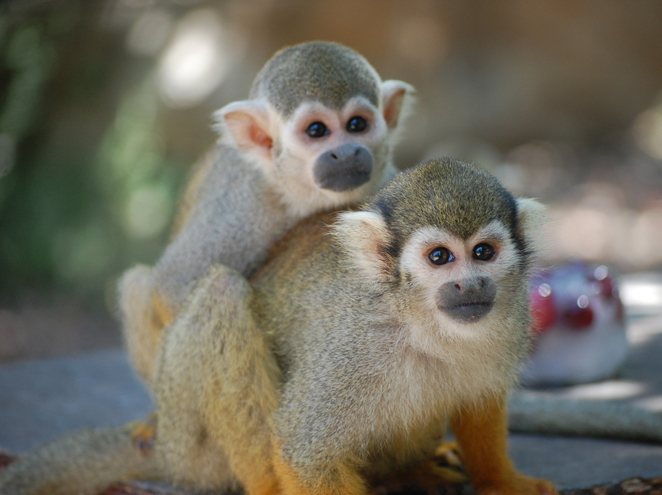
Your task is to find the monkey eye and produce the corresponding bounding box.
[473,243,496,261]
[346,116,368,133]
[305,121,329,138]
[428,247,455,266]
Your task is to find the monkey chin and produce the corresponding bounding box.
[407,309,498,359]
[316,178,376,208]
[439,301,494,323]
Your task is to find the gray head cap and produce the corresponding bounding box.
[373,158,522,252]
[250,41,381,118]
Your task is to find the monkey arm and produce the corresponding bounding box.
[269,357,377,495]
[154,264,282,495]
[451,393,558,495]
[168,147,216,239]
[153,167,281,307]
[121,152,289,386]
[272,444,368,495]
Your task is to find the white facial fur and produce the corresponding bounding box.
[284,96,389,157]
[272,96,390,213]
[399,221,521,346]
[215,80,413,219]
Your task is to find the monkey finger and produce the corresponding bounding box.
[128,413,158,456]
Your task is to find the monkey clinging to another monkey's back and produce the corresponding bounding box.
[0,158,557,495]
[118,41,414,387]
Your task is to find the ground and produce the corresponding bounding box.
[0,285,661,493]
[1,314,661,493]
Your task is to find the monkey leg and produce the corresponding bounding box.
[450,393,558,495]
[272,444,368,495]
[156,264,282,495]
[118,265,173,387]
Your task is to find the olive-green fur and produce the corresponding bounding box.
[6,155,662,495]
[249,158,535,483]
[120,40,406,388]
[251,41,380,117]
[374,158,522,257]
[0,158,552,495]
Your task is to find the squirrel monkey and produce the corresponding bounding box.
[118,41,414,386]
[0,158,559,495]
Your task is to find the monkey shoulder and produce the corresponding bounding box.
[152,144,292,298]
[252,210,343,282]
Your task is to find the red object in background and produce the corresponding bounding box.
[529,262,624,334]
[563,302,595,329]
[530,283,556,334]
[524,261,628,386]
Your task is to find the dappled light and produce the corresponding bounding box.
[557,381,648,402]
[633,95,662,161]
[125,7,173,57]
[157,9,237,108]
[621,277,662,316]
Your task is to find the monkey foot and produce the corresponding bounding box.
[373,442,468,494]
[128,413,157,455]
[430,441,466,483]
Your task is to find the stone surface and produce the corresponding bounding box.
[0,314,660,491]
[0,350,152,452]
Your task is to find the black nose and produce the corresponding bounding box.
[313,143,373,192]
[436,276,496,323]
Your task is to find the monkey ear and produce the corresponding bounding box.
[380,80,415,130]
[333,210,393,283]
[214,100,274,160]
[516,198,547,257]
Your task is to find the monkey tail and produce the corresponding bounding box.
[509,391,662,443]
[0,421,164,495]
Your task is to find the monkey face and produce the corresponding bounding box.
[398,220,524,335]
[216,74,412,216]
[277,95,388,197]
[334,159,544,360]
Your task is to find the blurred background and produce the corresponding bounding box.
[1,0,662,362]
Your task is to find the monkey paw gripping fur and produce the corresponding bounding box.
[0,159,560,495]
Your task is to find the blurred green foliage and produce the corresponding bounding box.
[0,8,185,301]
[2,0,661,303]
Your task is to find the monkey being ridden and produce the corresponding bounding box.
[0,158,558,495]
[119,41,414,386]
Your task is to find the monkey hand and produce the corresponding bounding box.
[427,441,467,483]
[474,474,558,495]
[373,442,468,494]
[128,413,158,455]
